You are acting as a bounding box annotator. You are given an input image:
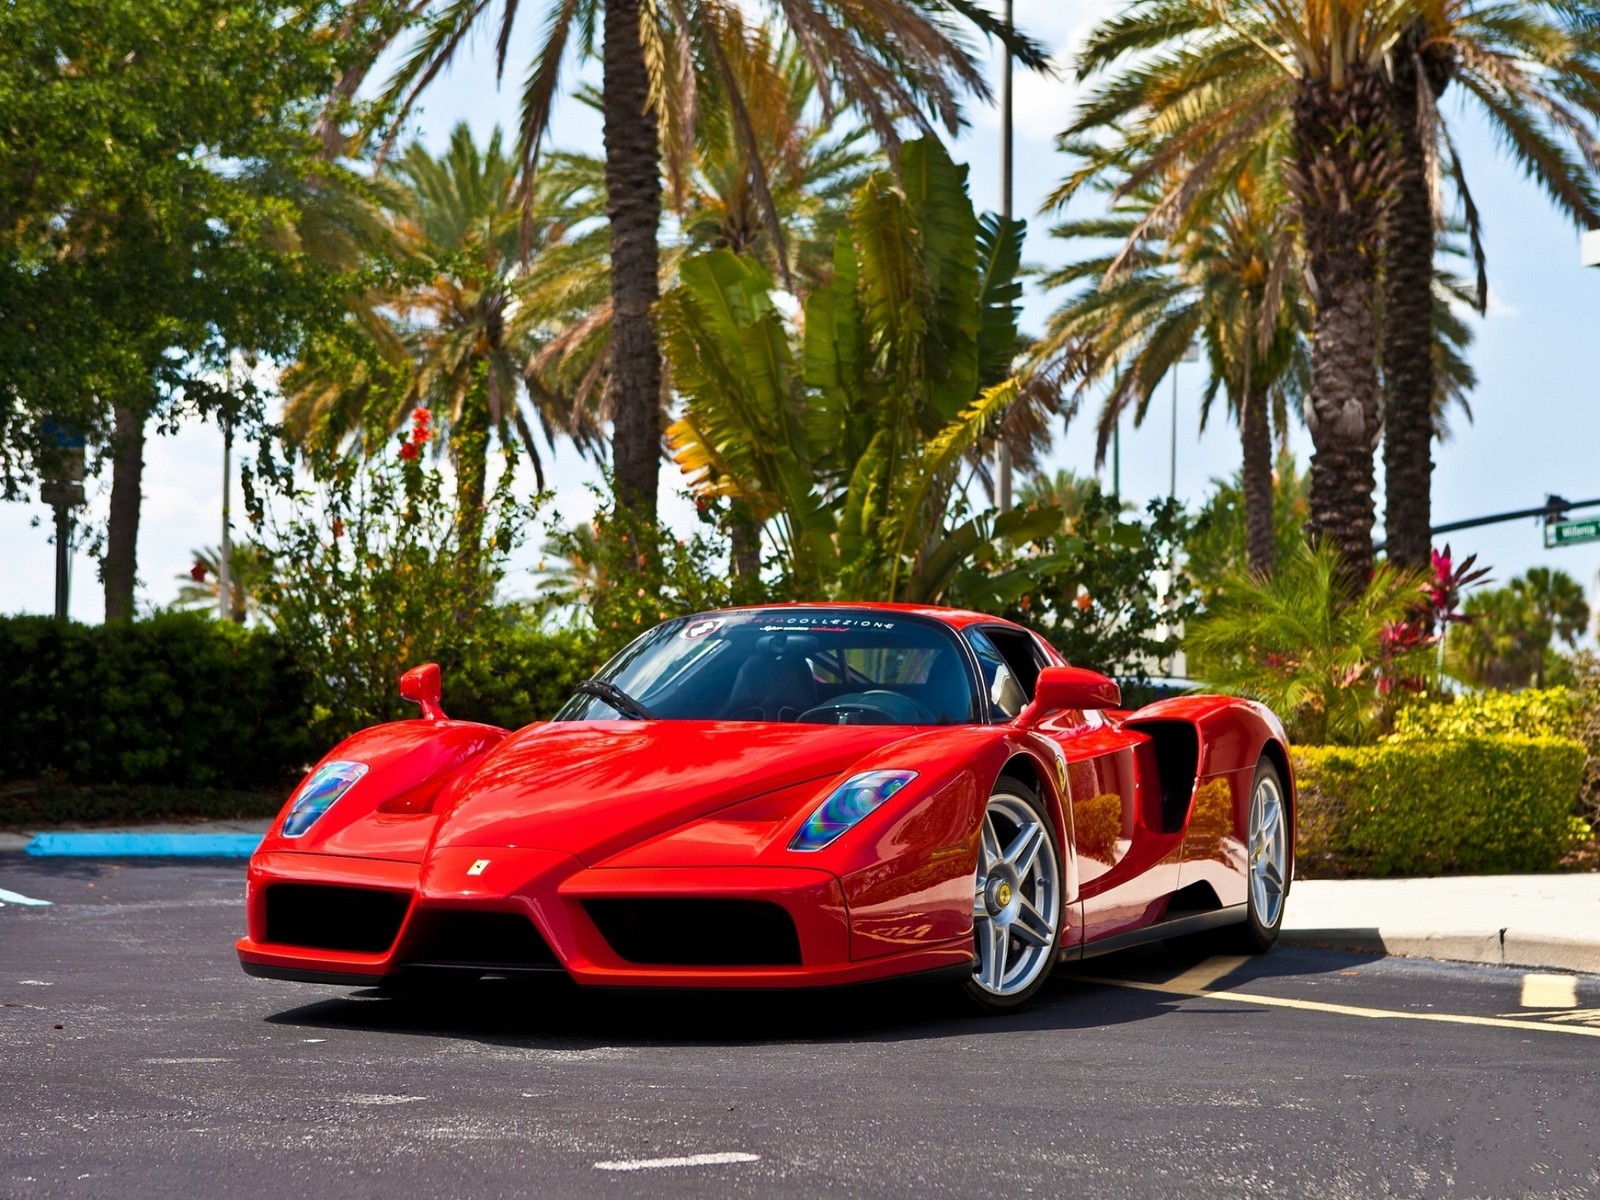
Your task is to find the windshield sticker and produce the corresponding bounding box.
[757,617,897,632]
[680,617,726,641]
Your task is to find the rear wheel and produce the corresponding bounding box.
[961,780,1064,1011]
[1210,759,1290,954]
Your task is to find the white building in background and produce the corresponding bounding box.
[1582,229,1600,267]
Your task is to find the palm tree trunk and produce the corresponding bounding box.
[1381,36,1437,572]
[454,383,491,571]
[602,0,663,525]
[1291,70,1393,581]
[103,401,145,622]
[728,502,762,580]
[1241,384,1274,577]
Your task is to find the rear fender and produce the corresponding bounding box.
[1120,696,1294,850]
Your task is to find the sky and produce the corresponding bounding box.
[4,0,1599,638]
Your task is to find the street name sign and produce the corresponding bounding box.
[1546,518,1600,548]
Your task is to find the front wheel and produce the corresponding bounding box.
[961,780,1064,1012]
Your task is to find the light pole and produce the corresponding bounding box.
[1168,342,1201,499]
[995,0,1015,514]
[218,414,233,622]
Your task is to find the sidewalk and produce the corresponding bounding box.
[1283,874,1600,975]
[4,822,1598,975]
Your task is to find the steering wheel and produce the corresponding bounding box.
[797,690,933,726]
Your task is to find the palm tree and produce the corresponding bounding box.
[1063,1,1600,575]
[1451,567,1591,689]
[1382,5,1600,568]
[1062,1,1416,577]
[353,0,1043,527]
[1037,156,1309,577]
[284,125,611,556]
[670,23,878,294]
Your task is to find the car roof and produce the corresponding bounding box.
[699,601,1029,634]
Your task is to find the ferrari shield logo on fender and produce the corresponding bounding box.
[467,859,491,876]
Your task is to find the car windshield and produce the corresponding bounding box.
[555,609,978,725]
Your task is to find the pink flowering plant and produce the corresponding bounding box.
[244,428,543,739]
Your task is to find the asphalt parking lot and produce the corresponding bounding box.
[3,854,1598,1200]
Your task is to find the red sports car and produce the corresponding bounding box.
[237,603,1294,1010]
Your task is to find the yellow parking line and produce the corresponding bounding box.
[1079,972,1600,1040]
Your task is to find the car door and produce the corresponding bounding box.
[969,627,1183,948]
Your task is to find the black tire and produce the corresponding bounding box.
[1210,758,1291,955]
[961,779,1066,1012]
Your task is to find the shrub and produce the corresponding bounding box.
[1186,542,1434,746]
[247,428,544,742]
[1571,654,1600,828]
[1389,688,1580,742]
[1292,736,1586,876]
[0,612,314,790]
[1392,683,1600,829]
[443,615,596,729]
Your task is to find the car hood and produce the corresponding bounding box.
[430,720,915,864]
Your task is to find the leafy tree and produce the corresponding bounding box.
[0,0,396,620]
[1449,567,1591,690]
[659,138,1055,607]
[999,485,1195,681]
[1186,541,1434,745]
[244,422,543,739]
[355,0,1042,528]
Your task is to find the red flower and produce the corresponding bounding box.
[398,441,420,461]
[189,561,208,583]
[1074,591,1094,612]
[412,407,432,428]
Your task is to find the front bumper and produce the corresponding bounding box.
[235,848,973,989]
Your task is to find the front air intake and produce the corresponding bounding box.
[264,883,409,953]
[584,899,802,966]
[400,908,561,970]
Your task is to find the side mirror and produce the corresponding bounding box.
[399,662,448,722]
[1018,666,1120,726]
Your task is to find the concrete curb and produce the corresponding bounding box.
[1283,928,1600,976]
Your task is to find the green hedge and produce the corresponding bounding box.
[1292,735,1586,876]
[2,612,315,790]
[1,613,597,814]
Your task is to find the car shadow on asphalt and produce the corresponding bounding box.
[260,941,1378,1050]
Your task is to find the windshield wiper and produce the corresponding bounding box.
[572,679,658,721]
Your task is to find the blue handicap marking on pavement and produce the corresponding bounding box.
[25,833,263,858]
[0,887,52,906]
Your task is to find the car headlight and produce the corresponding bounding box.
[790,770,917,852]
[282,761,368,837]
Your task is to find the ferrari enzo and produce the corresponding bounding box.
[237,603,1294,1010]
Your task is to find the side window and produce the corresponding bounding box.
[983,627,1045,698]
[965,628,1029,721]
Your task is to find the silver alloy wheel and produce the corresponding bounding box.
[971,792,1062,998]
[1248,771,1289,929]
